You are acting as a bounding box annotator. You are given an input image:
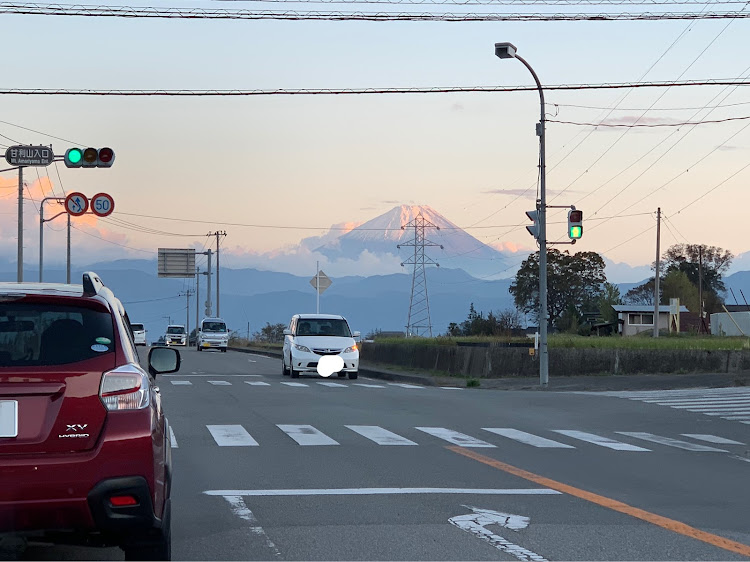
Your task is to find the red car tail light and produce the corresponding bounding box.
[100,364,150,411]
[109,495,139,507]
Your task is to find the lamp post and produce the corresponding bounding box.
[495,42,549,387]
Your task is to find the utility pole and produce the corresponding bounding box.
[653,207,661,338]
[205,249,212,317]
[698,246,705,334]
[398,213,443,338]
[208,231,227,317]
[180,289,194,346]
[195,267,201,342]
[316,260,320,314]
[17,167,23,282]
[66,213,71,284]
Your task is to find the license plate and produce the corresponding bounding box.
[0,400,18,438]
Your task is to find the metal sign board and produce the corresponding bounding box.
[65,192,89,217]
[90,192,115,217]
[5,145,55,167]
[158,248,196,278]
[310,271,332,295]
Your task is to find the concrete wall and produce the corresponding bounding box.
[360,342,750,377]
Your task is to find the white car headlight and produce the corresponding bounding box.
[343,344,358,354]
[294,343,311,353]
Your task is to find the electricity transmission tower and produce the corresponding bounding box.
[398,214,443,338]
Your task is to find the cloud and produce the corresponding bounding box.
[483,188,578,197]
[489,240,531,254]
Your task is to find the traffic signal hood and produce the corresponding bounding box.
[525,209,540,240]
[64,147,115,168]
[568,209,583,240]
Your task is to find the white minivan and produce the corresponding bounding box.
[131,322,147,346]
[282,314,360,379]
[197,317,229,352]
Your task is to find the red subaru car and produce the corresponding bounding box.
[0,272,180,560]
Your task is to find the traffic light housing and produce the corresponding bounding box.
[525,209,540,240]
[568,209,583,240]
[64,147,115,168]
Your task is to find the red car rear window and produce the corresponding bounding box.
[0,302,115,367]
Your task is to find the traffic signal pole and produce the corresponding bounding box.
[17,167,23,282]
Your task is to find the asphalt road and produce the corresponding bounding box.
[11,348,750,561]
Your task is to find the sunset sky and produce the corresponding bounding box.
[1,4,749,280]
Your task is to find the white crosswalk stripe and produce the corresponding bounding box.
[317,382,347,388]
[615,432,727,452]
[578,388,750,424]
[170,380,192,385]
[208,380,232,386]
[415,427,495,447]
[277,424,339,446]
[207,425,259,446]
[388,383,423,389]
[552,430,650,451]
[353,383,385,388]
[280,382,309,387]
[345,425,417,445]
[245,381,271,386]
[482,428,575,449]
[681,434,745,445]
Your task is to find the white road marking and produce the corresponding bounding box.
[721,416,750,420]
[247,359,257,363]
[441,387,463,390]
[240,353,276,359]
[681,434,744,445]
[219,495,281,558]
[170,380,192,386]
[388,383,423,389]
[207,425,259,446]
[698,410,750,416]
[730,455,750,463]
[416,427,496,448]
[169,426,178,449]
[163,374,261,377]
[552,430,650,451]
[640,398,750,405]
[317,382,347,388]
[353,383,385,388]
[208,380,232,386]
[245,381,271,386]
[205,488,561,497]
[483,428,575,449]
[615,432,727,452]
[277,424,339,446]
[280,382,309,387]
[449,505,548,562]
[345,425,417,445]
[668,402,750,410]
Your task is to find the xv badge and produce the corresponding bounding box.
[448,505,548,562]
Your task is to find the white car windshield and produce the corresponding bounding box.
[203,322,227,332]
[131,324,144,332]
[167,326,185,335]
[296,319,351,337]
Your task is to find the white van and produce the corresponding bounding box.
[165,324,187,346]
[197,317,229,352]
[131,322,147,346]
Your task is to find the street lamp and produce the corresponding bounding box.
[495,42,549,388]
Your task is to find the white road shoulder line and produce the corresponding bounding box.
[552,430,650,451]
[615,432,727,452]
[416,427,495,448]
[169,426,178,449]
[204,488,561,496]
[346,425,417,445]
[483,428,575,449]
[277,424,339,446]
[207,424,259,446]
[681,434,744,445]
[219,495,281,558]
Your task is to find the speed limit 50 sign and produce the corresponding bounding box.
[91,193,115,217]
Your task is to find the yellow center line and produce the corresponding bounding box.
[446,445,750,558]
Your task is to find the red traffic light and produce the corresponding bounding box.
[98,147,114,164]
[569,210,583,222]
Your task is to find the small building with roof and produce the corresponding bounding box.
[612,304,689,336]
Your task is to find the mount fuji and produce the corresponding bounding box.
[304,205,526,279]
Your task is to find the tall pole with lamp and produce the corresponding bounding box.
[495,42,549,387]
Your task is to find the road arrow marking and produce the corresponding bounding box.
[449,505,548,562]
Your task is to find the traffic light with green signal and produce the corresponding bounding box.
[568,209,583,240]
[64,147,115,168]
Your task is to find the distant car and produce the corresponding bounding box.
[197,317,229,352]
[282,314,360,379]
[0,271,181,560]
[131,322,147,346]
[165,325,186,347]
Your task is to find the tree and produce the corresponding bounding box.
[253,322,286,343]
[449,305,523,336]
[598,282,622,324]
[661,270,699,314]
[624,279,655,306]
[509,249,607,330]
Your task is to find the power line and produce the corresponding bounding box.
[216,0,750,4]
[0,119,88,146]
[550,114,750,127]
[2,3,749,19]
[551,99,750,112]
[1,80,750,97]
